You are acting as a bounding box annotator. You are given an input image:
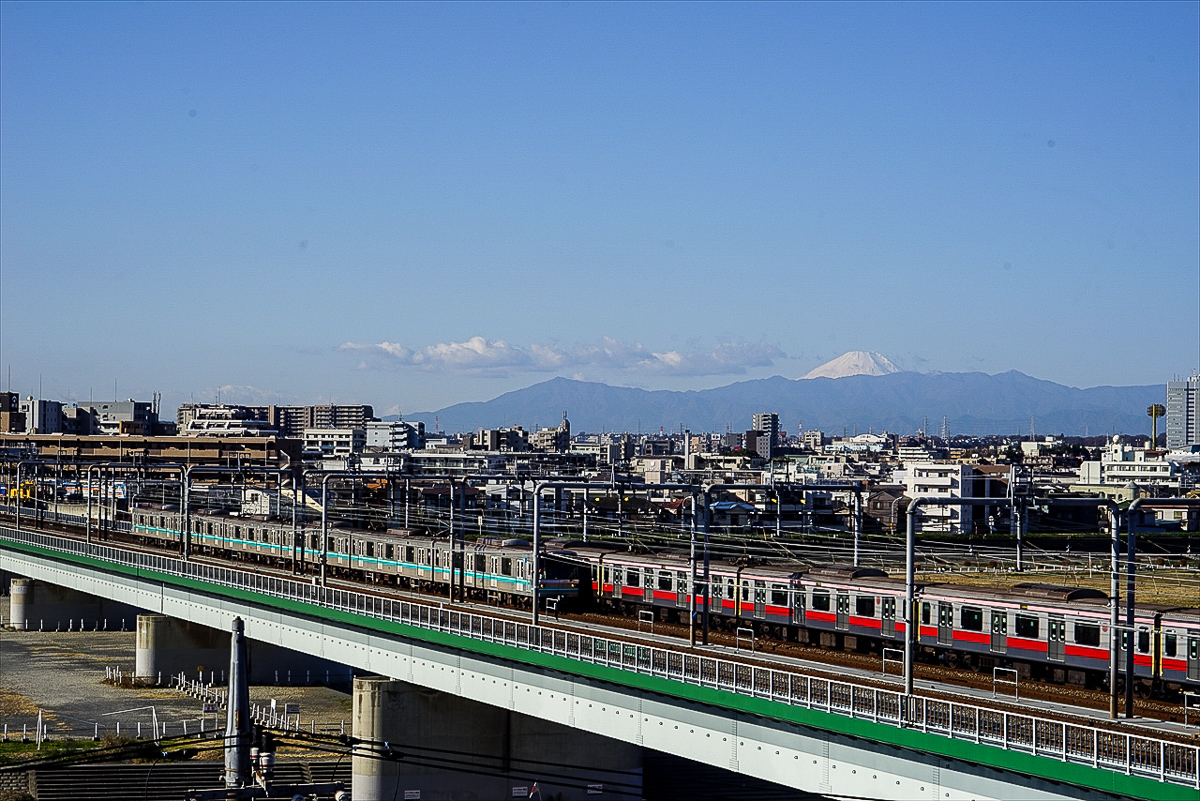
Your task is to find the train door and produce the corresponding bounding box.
[990,610,1008,654]
[1188,636,1200,681]
[937,602,954,645]
[753,581,766,619]
[835,593,850,631]
[676,571,688,608]
[792,588,805,626]
[1048,615,1065,662]
[881,597,896,638]
[1152,627,1162,679]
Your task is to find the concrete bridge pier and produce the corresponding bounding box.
[135,615,228,680]
[353,676,643,801]
[134,614,353,686]
[8,577,141,631]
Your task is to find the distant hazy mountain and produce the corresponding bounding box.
[406,370,1162,436]
[802,351,900,379]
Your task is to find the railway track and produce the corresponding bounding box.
[4,512,1197,744]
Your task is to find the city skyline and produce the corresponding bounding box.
[2,2,1197,414]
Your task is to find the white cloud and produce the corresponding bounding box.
[340,337,785,377]
[188,384,297,405]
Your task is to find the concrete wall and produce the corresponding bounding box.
[352,676,642,801]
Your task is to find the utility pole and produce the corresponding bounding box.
[225,618,251,789]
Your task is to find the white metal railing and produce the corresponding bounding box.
[1,524,1196,789]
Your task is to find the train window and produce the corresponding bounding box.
[626,568,640,588]
[1137,630,1150,653]
[309,534,319,550]
[385,544,394,560]
[1120,631,1128,651]
[327,537,335,552]
[711,581,722,599]
[1164,633,1176,658]
[922,603,931,625]
[501,557,512,576]
[475,554,486,572]
[1075,623,1100,647]
[405,546,415,563]
[1190,639,1198,660]
[234,526,241,539]
[366,542,375,558]
[812,591,831,612]
[771,587,787,606]
[741,583,750,602]
[658,572,672,591]
[856,597,875,617]
[1015,615,1039,639]
[960,606,983,632]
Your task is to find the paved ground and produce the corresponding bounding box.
[0,596,354,743]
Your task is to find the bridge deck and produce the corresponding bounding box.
[1,523,1196,801]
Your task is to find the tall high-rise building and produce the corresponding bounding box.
[751,412,780,441]
[1166,375,1199,450]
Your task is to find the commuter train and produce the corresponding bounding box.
[130,506,580,606]
[127,506,1200,695]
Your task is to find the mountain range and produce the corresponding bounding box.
[403,366,1162,437]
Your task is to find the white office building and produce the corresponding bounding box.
[902,462,977,533]
[303,427,366,458]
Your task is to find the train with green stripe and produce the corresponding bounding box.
[130,506,583,607]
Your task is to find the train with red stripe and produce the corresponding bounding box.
[113,505,1200,695]
[562,546,1200,695]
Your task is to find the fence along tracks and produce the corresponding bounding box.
[1,524,1197,790]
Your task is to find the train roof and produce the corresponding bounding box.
[922,582,1109,605]
[805,564,889,581]
[1159,608,1200,625]
[1009,582,1110,602]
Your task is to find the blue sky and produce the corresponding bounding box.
[2,1,1197,416]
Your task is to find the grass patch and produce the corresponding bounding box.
[0,738,100,765]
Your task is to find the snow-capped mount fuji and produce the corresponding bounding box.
[801,351,901,379]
